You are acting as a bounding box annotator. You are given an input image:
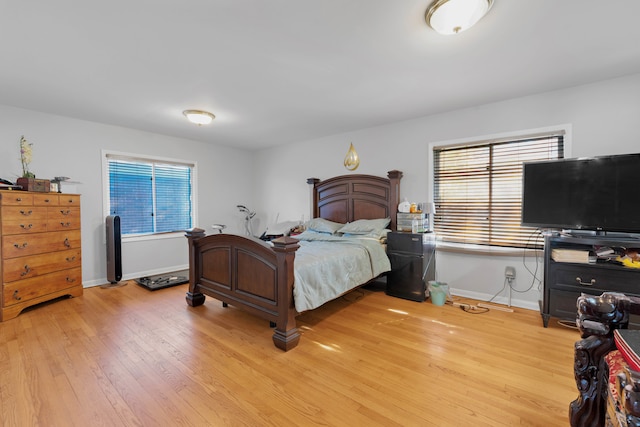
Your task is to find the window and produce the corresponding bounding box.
[105,152,195,237]
[433,132,564,249]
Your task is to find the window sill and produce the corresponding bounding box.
[436,241,542,257]
[122,231,187,243]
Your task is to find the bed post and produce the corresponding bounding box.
[185,227,206,307]
[387,170,403,232]
[307,178,320,221]
[271,235,301,351]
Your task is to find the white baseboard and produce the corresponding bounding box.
[449,287,539,311]
[83,264,189,288]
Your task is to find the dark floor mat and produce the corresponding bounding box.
[135,270,189,291]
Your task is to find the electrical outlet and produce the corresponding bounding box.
[505,266,516,279]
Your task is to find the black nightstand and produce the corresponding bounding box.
[386,231,436,302]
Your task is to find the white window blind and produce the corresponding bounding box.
[107,156,193,236]
[433,134,564,249]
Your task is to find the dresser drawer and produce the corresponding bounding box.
[1,206,47,221]
[48,206,80,221]
[47,217,81,231]
[0,206,49,236]
[0,192,34,206]
[551,263,640,294]
[3,267,82,307]
[2,249,81,282]
[59,195,80,207]
[33,193,59,206]
[1,220,48,235]
[2,230,82,258]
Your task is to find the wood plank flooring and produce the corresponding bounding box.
[0,280,578,426]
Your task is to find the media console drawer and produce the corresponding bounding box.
[551,264,640,294]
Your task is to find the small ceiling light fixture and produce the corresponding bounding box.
[183,109,215,126]
[426,0,494,35]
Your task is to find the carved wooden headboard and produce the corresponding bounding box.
[307,170,403,231]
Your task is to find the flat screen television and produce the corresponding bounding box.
[521,153,640,234]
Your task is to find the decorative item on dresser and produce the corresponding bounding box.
[15,177,51,192]
[185,170,402,351]
[0,190,83,321]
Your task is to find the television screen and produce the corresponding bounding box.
[521,153,640,233]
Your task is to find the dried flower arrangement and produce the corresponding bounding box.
[19,135,35,178]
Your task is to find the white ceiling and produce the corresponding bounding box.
[2,1,640,151]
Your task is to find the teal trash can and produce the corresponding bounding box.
[428,281,448,306]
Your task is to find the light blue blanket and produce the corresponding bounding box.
[292,231,390,312]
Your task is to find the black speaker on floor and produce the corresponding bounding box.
[106,215,122,284]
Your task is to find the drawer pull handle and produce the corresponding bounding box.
[576,277,596,286]
[15,197,22,202]
[66,256,76,262]
[19,210,33,216]
[20,223,33,230]
[20,265,31,276]
[44,199,50,203]
[66,277,76,283]
[60,222,71,227]
[64,238,71,248]
[13,290,21,301]
[60,209,71,215]
[13,242,28,249]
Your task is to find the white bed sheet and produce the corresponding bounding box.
[292,232,390,313]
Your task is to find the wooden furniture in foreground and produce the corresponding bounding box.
[185,170,402,351]
[0,190,83,321]
[570,292,640,427]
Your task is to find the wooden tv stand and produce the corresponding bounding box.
[541,233,640,328]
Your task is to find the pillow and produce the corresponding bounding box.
[337,218,391,235]
[307,218,344,234]
[293,229,338,241]
[342,228,390,241]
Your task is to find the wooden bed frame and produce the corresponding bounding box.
[185,170,402,351]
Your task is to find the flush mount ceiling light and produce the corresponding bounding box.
[426,0,494,35]
[183,109,215,126]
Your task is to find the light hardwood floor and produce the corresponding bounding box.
[0,280,578,426]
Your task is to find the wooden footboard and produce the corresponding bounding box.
[185,228,301,351]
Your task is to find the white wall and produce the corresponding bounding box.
[3,73,638,303]
[252,72,640,310]
[0,105,254,286]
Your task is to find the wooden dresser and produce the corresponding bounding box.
[0,190,82,321]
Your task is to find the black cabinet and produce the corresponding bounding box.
[386,232,436,302]
[542,234,640,327]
